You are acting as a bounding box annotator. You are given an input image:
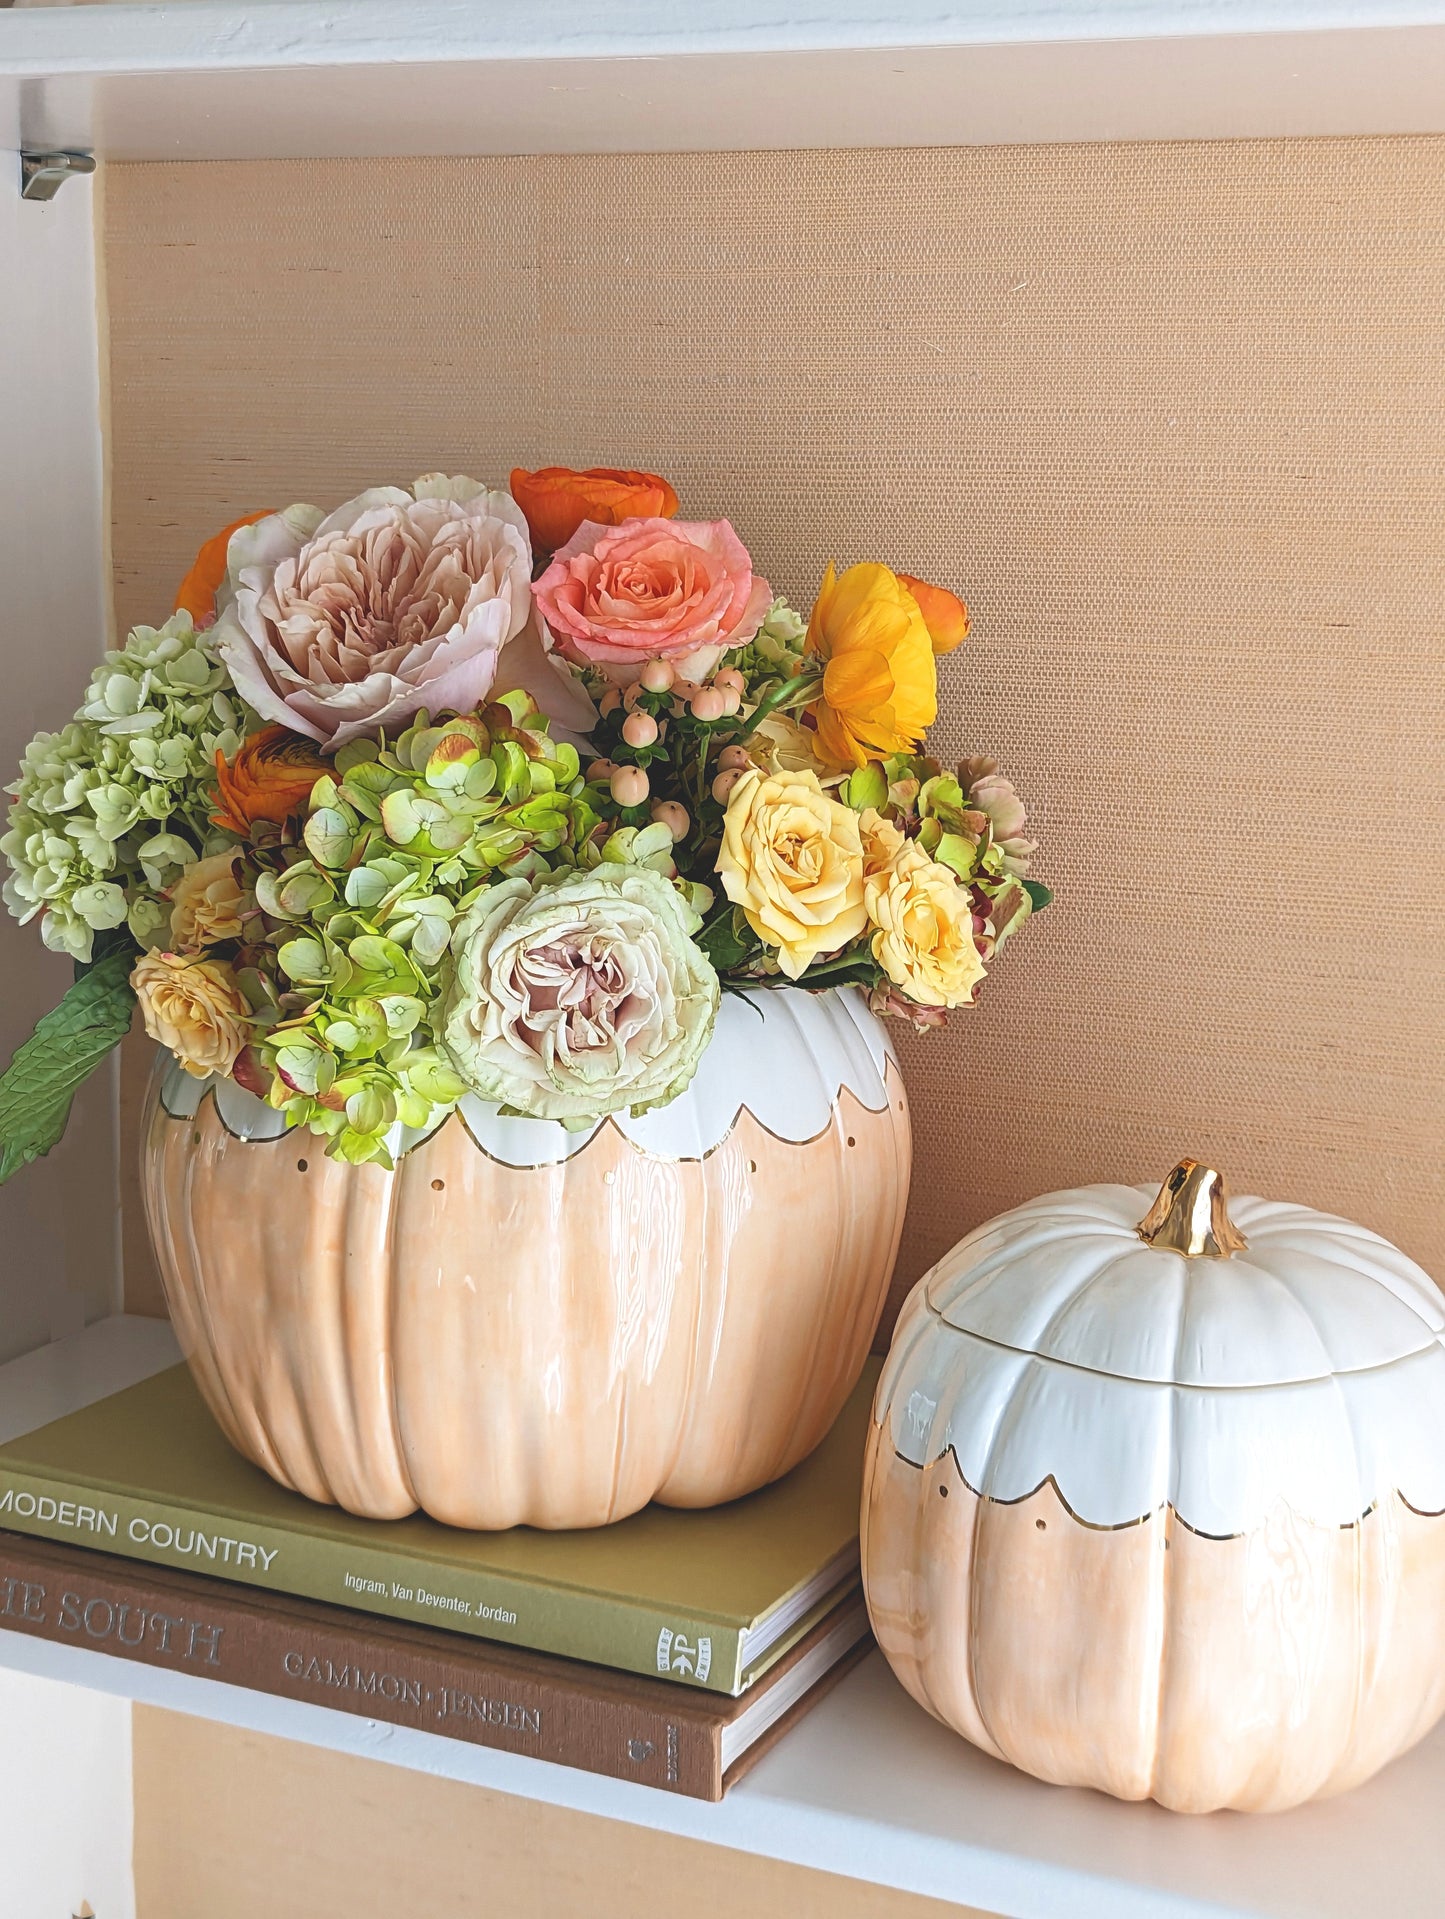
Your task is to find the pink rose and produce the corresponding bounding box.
[533,517,771,684]
[212,475,538,750]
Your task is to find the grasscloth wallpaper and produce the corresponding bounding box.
[106,141,1445,1328]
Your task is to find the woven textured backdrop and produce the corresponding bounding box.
[105,141,1445,1329]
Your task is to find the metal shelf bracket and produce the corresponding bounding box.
[20,150,97,203]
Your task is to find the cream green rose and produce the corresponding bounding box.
[441,866,719,1126]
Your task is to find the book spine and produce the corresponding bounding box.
[0,1468,743,1693]
[0,1533,725,1799]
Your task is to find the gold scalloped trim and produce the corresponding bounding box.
[890,1441,1443,1539]
[160,1060,907,1169]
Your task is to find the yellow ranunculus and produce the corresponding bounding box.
[861,812,985,1008]
[132,951,250,1079]
[804,562,938,768]
[716,768,867,979]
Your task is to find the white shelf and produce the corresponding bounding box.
[3,1319,1445,1918]
[4,1,1445,160]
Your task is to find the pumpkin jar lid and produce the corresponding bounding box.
[879,1163,1445,1535]
[923,1161,1444,1389]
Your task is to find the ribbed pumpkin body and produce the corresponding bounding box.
[143,988,911,1529]
[863,1176,1445,1813]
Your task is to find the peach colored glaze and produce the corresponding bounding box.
[141,1067,910,1529]
[862,1429,1445,1813]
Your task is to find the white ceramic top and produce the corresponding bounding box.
[160,985,894,1165]
[878,1178,1445,1533]
[925,1180,1445,1388]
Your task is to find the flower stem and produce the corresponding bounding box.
[732,666,822,746]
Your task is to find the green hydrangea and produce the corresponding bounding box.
[2,613,246,960]
[248,696,605,1166]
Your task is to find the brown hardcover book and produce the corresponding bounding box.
[0,1530,869,1801]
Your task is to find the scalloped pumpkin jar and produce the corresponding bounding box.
[142,986,911,1530]
[862,1161,1445,1814]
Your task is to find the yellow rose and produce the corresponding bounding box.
[168,851,246,950]
[859,807,907,879]
[804,562,938,768]
[748,712,843,786]
[132,951,250,1079]
[716,768,867,979]
[862,824,986,1008]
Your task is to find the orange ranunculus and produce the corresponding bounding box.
[898,573,970,654]
[174,510,273,628]
[211,726,330,836]
[509,466,679,554]
[804,562,938,769]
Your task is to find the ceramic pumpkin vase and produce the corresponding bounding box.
[142,985,910,1530]
[862,1160,1445,1814]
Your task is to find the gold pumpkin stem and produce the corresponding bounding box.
[1137,1159,1249,1259]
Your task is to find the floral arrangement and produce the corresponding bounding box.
[0,466,1047,1176]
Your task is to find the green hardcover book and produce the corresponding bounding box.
[0,1358,878,1696]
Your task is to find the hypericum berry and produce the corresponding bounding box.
[713,667,746,696]
[711,769,744,804]
[598,686,623,716]
[587,758,618,783]
[716,685,742,716]
[718,745,751,771]
[690,687,726,723]
[622,711,659,749]
[640,659,675,693]
[610,766,650,808]
[651,800,690,842]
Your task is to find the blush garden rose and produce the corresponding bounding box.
[212,475,534,749]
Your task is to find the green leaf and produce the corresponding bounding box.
[1022,878,1055,913]
[0,952,136,1182]
[697,907,758,973]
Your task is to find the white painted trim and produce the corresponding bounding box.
[4,6,1445,157]
[0,156,119,1366]
[6,3,1445,74]
[0,1665,134,1919]
[0,1314,180,1444]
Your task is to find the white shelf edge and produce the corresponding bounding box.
[4,3,1444,76]
[5,3,1445,158]
[0,1634,1251,1919]
[3,1317,1445,1919]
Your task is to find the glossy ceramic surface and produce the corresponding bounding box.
[863,1177,1445,1812]
[143,988,912,1529]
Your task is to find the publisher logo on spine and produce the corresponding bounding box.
[656,1626,711,1682]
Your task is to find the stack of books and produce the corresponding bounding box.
[0,1358,878,1800]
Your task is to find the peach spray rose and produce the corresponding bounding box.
[533,518,771,685]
